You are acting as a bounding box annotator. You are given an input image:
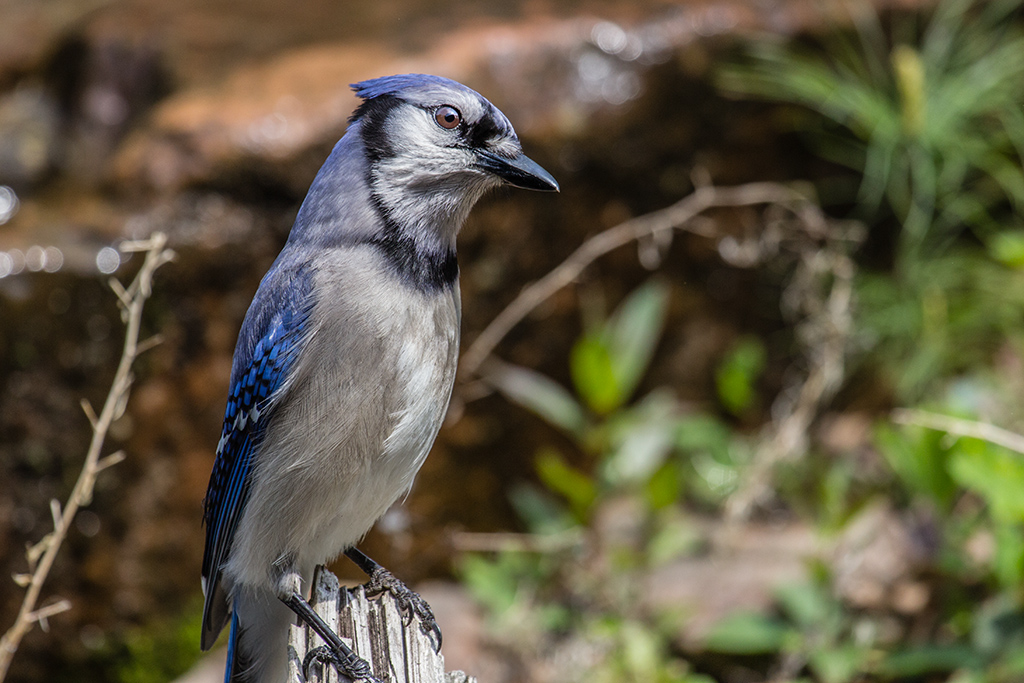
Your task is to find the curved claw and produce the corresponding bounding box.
[344,548,444,654]
[302,644,381,683]
[423,619,443,653]
[373,574,442,652]
[302,645,332,680]
[399,591,441,652]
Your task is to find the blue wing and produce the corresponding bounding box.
[200,262,313,649]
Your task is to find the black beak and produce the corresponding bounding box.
[475,149,560,192]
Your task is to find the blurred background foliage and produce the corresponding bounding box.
[4,0,1024,681]
[718,0,1024,268]
[459,0,1024,681]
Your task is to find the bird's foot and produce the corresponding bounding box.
[280,586,382,683]
[303,644,382,683]
[345,548,442,651]
[367,566,442,650]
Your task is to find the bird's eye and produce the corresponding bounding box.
[434,105,461,130]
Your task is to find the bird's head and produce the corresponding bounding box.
[348,74,558,243]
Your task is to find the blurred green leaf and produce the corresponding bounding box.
[946,672,987,683]
[820,460,858,529]
[704,612,793,654]
[878,645,983,676]
[997,645,1024,676]
[489,362,588,436]
[571,334,622,415]
[646,511,701,565]
[972,594,1024,657]
[857,252,1024,400]
[775,581,834,630]
[645,461,683,511]
[619,620,663,678]
[535,447,596,520]
[988,230,1024,267]
[603,396,680,487]
[808,644,870,683]
[689,453,743,502]
[949,441,1024,523]
[604,423,675,485]
[508,483,577,535]
[875,422,958,508]
[679,675,719,683]
[715,337,766,416]
[605,280,670,402]
[116,600,205,683]
[678,413,745,502]
[992,523,1024,586]
[458,553,521,616]
[540,603,575,633]
[675,413,734,454]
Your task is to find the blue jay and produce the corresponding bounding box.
[200,74,558,683]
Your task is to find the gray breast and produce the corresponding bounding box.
[291,243,460,508]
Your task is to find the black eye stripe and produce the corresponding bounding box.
[419,102,513,147]
[465,114,506,148]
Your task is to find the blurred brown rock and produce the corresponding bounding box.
[644,518,818,645]
[0,0,107,87]
[818,411,873,453]
[418,581,514,683]
[108,17,589,193]
[831,501,936,610]
[109,43,379,192]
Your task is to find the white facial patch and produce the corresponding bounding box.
[369,102,506,246]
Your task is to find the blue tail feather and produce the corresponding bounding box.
[225,607,247,683]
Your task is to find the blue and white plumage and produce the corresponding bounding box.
[200,74,558,683]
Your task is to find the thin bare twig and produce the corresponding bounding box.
[726,214,861,519]
[0,233,175,681]
[459,181,822,380]
[456,180,861,518]
[892,408,1024,455]
[451,529,585,554]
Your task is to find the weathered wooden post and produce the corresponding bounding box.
[287,567,476,683]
